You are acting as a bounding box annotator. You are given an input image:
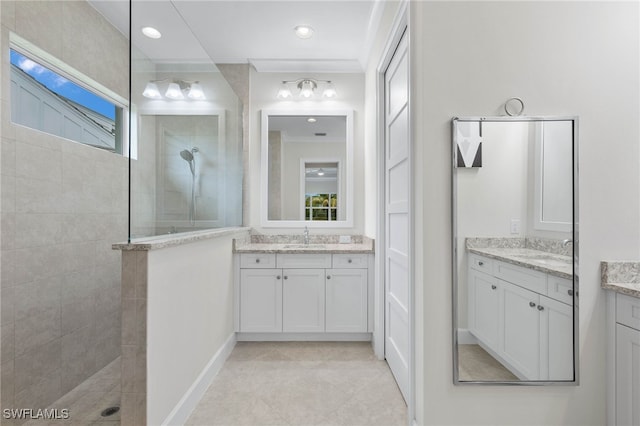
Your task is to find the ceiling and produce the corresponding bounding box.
[89,0,383,72]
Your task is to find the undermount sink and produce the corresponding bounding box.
[281,244,326,249]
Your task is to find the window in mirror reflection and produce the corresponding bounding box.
[304,162,339,221]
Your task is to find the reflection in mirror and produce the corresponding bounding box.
[262,111,353,227]
[452,117,578,384]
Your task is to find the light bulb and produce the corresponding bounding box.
[165,82,184,100]
[294,25,314,39]
[141,27,162,39]
[317,168,325,176]
[299,80,315,98]
[142,82,162,99]
[187,82,205,100]
[322,83,337,98]
[277,83,293,99]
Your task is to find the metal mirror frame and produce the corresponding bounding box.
[451,115,579,386]
[260,109,354,228]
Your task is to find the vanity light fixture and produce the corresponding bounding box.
[294,25,314,39]
[141,26,162,39]
[276,78,337,100]
[142,79,206,101]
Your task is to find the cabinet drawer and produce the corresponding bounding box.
[276,254,332,269]
[333,254,368,269]
[547,275,574,305]
[240,253,276,268]
[468,254,493,274]
[493,260,547,295]
[616,293,640,331]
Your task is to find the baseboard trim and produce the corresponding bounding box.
[161,332,236,426]
[237,332,372,342]
[457,328,479,345]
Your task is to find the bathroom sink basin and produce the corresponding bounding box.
[281,244,326,249]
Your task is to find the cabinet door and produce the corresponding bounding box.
[539,295,574,381]
[616,324,640,426]
[468,269,500,349]
[282,269,325,332]
[240,269,282,332]
[501,281,540,380]
[326,269,367,332]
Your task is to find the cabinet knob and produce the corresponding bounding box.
[478,261,484,266]
[567,289,574,296]
[276,275,281,280]
[537,305,545,311]
[491,285,497,290]
[327,275,331,279]
[283,276,288,280]
[529,302,536,308]
[348,259,352,263]
[255,258,260,263]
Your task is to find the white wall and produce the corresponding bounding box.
[412,2,639,424]
[146,230,248,425]
[249,71,364,233]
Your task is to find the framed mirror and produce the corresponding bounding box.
[261,110,353,227]
[452,116,579,385]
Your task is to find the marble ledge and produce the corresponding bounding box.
[601,261,640,299]
[112,227,251,251]
[467,246,573,279]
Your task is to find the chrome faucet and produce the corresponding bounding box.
[303,226,310,245]
[562,239,573,247]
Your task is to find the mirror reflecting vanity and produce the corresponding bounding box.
[452,116,579,384]
[261,110,354,227]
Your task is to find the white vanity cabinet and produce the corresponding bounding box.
[282,268,325,332]
[609,292,640,426]
[236,252,371,337]
[467,254,574,380]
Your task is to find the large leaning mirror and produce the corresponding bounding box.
[261,110,354,227]
[452,116,579,384]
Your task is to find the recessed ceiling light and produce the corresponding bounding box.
[307,117,317,123]
[142,27,162,39]
[294,25,314,39]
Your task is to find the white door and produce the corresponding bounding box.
[616,323,640,426]
[539,295,573,381]
[326,269,368,332]
[282,269,325,332]
[501,282,540,380]
[468,270,500,349]
[384,30,410,401]
[240,269,282,332]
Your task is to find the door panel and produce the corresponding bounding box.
[384,30,410,401]
[282,269,325,332]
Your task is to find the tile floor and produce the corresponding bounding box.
[19,358,121,426]
[186,341,408,426]
[457,344,518,381]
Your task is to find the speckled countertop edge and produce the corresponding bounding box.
[112,227,251,251]
[233,237,374,254]
[601,261,640,298]
[467,247,573,280]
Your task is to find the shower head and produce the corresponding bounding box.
[180,149,193,162]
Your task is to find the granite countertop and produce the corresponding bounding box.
[233,235,374,254]
[601,261,640,298]
[113,227,251,251]
[468,247,573,279]
[465,237,573,280]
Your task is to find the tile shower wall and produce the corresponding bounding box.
[0,0,128,415]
